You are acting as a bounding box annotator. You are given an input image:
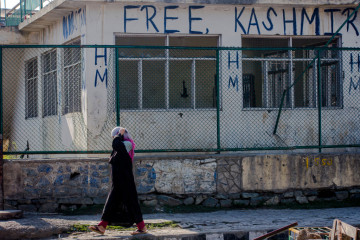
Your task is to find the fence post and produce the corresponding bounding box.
[317,51,322,153]
[216,49,220,153]
[115,47,120,126]
[20,0,23,22]
[0,47,3,210]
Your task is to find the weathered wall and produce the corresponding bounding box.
[6,3,360,153]
[3,153,360,212]
[0,27,39,44]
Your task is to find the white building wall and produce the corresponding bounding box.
[4,3,360,153]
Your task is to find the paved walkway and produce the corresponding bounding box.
[1,207,360,239]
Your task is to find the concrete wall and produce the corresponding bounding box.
[0,27,39,44]
[3,153,360,212]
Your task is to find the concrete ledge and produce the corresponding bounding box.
[0,210,23,220]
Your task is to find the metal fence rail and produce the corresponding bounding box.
[1,45,360,156]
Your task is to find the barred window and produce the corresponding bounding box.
[25,57,38,119]
[63,39,81,114]
[116,35,218,110]
[242,36,341,109]
[42,49,57,117]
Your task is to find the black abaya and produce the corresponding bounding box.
[101,136,143,227]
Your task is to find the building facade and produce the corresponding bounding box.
[2,0,360,154]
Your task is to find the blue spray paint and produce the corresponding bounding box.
[247,8,261,34]
[164,6,180,33]
[349,53,360,73]
[235,7,246,34]
[300,8,320,35]
[324,9,340,35]
[342,8,359,36]
[283,8,297,35]
[189,5,205,34]
[228,76,239,92]
[124,5,140,32]
[228,51,239,69]
[62,8,86,40]
[262,7,277,31]
[349,77,360,94]
[94,48,108,88]
[141,5,159,32]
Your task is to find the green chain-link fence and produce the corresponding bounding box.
[1,45,360,156]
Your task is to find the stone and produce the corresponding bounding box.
[304,190,318,196]
[138,195,147,201]
[350,189,360,194]
[202,198,218,207]
[18,204,37,212]
[38,203,58,213]
[195,195,205,205]
[5,200,18,206]
[143,200,158,207]
[3,204,17,210]
[264,196,280,206]
[38,164,53,173]
[57,198,93,205]
[37,177,51,188]
[93,197,106,205]
[54,175,65,186]
[184,197,195,205]
[60,205,68,211]
[229,193,241,199]
[90,177,100,188]
[233,200,249,206]
[281,198,295,204]
[308,196,317,202]
[241,193,259,199]
[351,194,360,199]
[322,197,337,201]
[335,191,349,200]
[146,195,156,200]
[294,191,304,198]
[250,197,264,206]
[296,196,309,204]
[25,168,37,176]
[68,205,77,211]
[17,199,31,204]
[283,191,294,198]
[157,195,182,207]
[220,199,232,208]
[216,194,228,200]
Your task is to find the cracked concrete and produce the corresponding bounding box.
[1,207,360,239]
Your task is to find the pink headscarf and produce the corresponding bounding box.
[124,135,136,161]
[111,127,136,161]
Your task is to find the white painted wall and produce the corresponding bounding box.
[4,3,360,154]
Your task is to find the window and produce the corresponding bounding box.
[242,36,341,109]
[25,57,38,119]
[63,39,81,114]
[116,35,219,110]
[42,50,57,117]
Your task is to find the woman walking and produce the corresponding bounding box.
[88,127,147,235]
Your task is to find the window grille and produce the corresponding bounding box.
[25,57,38,119]
[63,40,81,114]
[116,35,219,110]
[42,49,57,117]
[242,36,341,109]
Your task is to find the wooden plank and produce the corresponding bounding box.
[330,219,359,240]
[253,222,298,240]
